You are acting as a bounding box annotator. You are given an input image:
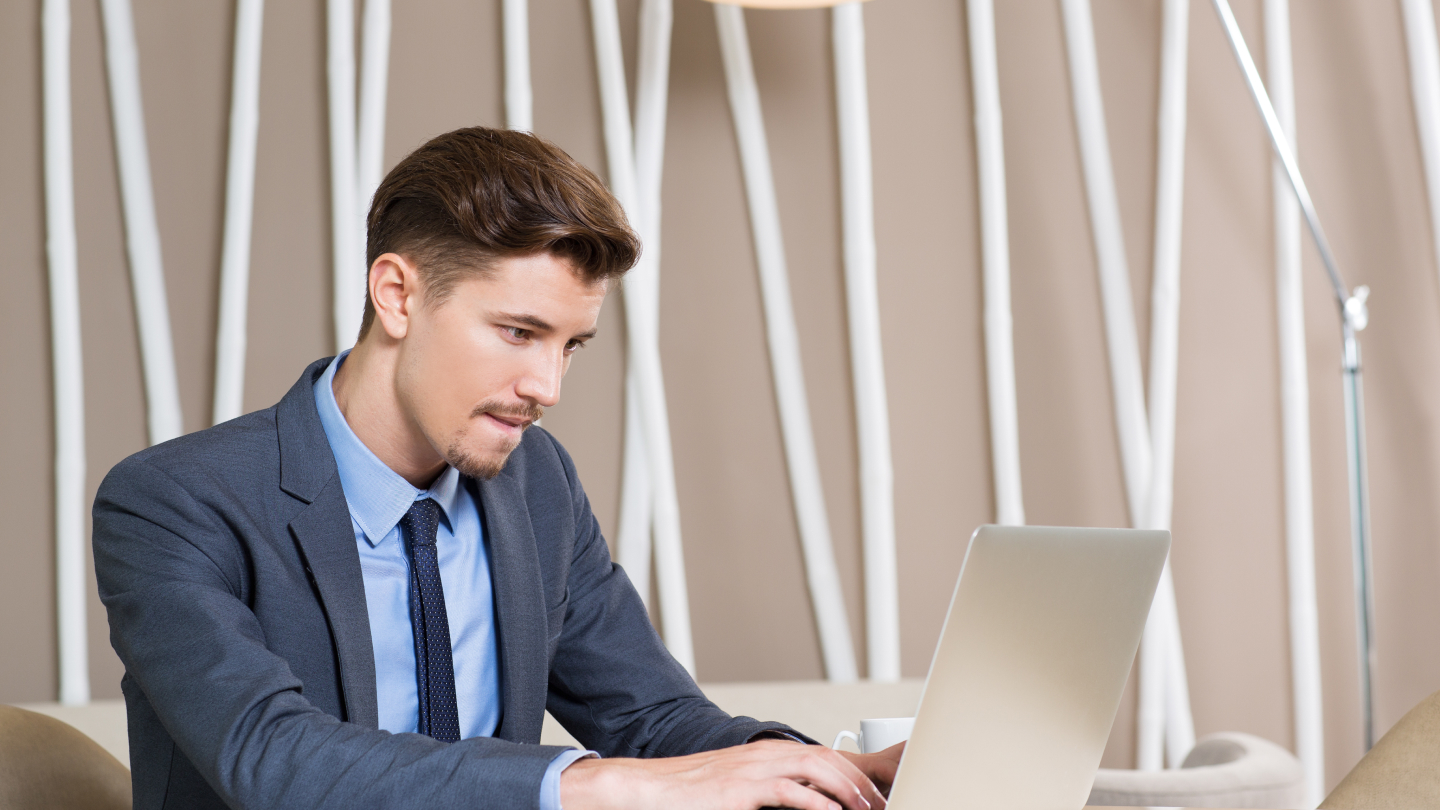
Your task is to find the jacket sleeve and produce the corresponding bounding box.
[537,435,815,758]
[93,456,572,810]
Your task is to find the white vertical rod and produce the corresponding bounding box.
[1404,0,1440,302]
[617,0,675,603]
[504,0,534,131]
[833,2,890,683]
[615,383,653,604]
[1145,0,1198,771]
[1268,0,1324,802]
[44,0,90,707]
[1060,0,1195,769]
[966,0,1025,527]
[634,0,673,256]
[716,4,858,682]
[327,0,363,352]
[213,0,266,425]
[1151,572,1194,764]
[590,0,694,673]
[99,0,184,445]
[1058,0,1151,523]
[1145,0,1188,541]
[356,0,391,227]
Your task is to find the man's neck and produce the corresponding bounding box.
[331,339,447,489]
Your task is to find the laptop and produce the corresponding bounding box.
[886,524,1169,810]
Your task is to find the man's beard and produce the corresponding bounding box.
[444,399,544,480]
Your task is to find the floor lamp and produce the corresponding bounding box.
[1210,0,1378,751]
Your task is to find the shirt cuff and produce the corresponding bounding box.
[746,729,808,744]
[540,747,599,810]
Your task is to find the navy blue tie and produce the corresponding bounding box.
[400,498,461,743]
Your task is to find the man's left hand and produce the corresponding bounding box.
[835,742,905,797]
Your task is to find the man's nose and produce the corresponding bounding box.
[516,350,563,408]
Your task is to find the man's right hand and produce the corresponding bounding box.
[559,739,886,810]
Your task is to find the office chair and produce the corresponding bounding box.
[1320,689,1440,809]
[0,705,131,809]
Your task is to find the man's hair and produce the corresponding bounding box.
[358,127,640,340]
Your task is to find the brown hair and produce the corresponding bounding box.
[357,127,640,340]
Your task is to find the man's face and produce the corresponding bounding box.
[395,253,607,479]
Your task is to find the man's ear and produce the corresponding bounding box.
[368,253,421,340]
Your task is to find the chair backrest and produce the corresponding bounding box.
[0,705,131,810]
[1321,689,1440,809]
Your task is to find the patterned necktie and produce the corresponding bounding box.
[400,498,461,743]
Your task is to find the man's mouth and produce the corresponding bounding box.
[471,399,544,435]
[483,411,535,432]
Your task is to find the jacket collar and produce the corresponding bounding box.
[277,357,339,504]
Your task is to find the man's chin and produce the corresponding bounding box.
[445,441,520,481]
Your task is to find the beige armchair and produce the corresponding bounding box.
[1320,689,1440,809]
[1087,732,1306,808]
[0,705,131,810]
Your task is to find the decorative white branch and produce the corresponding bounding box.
[1402,0,1440,300]
[590,0,694,673]
[213,0,265,425]
[1268,0,1324,802]
[99,0,184,445]
[616,0,675,606]
[504,0,533,131]
[356,0,391,226]
[966,0,1025,527]
[1059,0,1194,768]
[1145,0,1198,774]
[715,3,858,683]
[45,0,89,707]
[833,1,888,683]
[327,0,364,352]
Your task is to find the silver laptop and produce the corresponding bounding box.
[887,524,1169,810]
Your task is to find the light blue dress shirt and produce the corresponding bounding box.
[314,352,588,809]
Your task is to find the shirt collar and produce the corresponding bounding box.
[313,351,464,547]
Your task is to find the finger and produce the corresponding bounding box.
[777,751,876,810]
[765,778,842,810]
[809,747,887,810]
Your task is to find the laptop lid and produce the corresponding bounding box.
[887,524,1169,810]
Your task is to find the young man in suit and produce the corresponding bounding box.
[94,127,900,810]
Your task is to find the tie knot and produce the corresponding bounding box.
[401,498,442,548]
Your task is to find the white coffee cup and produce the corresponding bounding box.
[831,717,914,754]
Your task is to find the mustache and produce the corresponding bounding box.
[470,399,545,425]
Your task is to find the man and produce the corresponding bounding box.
[94,127,900,810]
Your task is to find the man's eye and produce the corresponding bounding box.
[565,340,586,354]
[505,327,530,341]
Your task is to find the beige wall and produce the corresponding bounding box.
[4,0,1440,788]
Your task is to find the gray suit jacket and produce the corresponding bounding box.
[93,359,805,809]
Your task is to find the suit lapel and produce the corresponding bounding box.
[477,469,548,744]
[289,478,379,728]
[275,358,379,729]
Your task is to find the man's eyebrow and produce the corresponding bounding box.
[497,312,598,340]
[497,312,555,332]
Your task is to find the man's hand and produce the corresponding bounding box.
[835,742,905,797]
[560,739,888,810]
